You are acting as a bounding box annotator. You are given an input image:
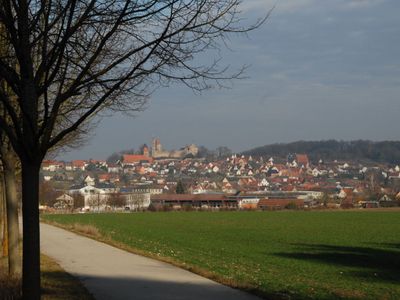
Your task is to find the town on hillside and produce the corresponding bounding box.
[40,138,400,212]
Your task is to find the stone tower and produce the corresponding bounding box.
[143,144,149,157]
[152,138,162,157]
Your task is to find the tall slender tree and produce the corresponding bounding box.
[0,1,267,298]
[0,175,6,258]
[0,22,20,277]
[0,138,21,276]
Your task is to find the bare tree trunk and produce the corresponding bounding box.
[21,160,41,300]
[3,153,21,276]
[1,178,8,258]
[0,176,5,258]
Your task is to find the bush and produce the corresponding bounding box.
[181,204,194,211]
[285,202,298,210]
[162,204,174,212]
[147,203,158,212]
[71,223,100,237]
[340,202,354,209]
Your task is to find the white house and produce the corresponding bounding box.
[312,168,322,177]
[238,197,260,209]
[84,175,95,186]
[107,164,121,173]
[69,184,117,211]
[124,193,151,210]
[258,178,270,187]
[42,172,54,181]
[212,165,220,173]
[54,194,74,210]
[337,189,347,199]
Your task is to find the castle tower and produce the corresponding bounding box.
[152,138,162,156]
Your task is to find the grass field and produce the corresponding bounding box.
[43,211,400,299]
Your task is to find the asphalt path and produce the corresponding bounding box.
[40,223,261,300]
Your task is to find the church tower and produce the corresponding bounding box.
[143,144,149,157]
[152,138,162,157]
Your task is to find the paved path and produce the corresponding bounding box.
[40,223,261,300]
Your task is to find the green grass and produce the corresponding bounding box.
[42,211,400,299]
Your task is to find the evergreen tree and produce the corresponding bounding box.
[176,180,185,194]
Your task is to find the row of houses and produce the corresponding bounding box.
[51,192,310,211]
[50,182,326,211]
[51,177,400,211]
[41,150,400,212]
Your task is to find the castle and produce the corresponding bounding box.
[150,138,198,159]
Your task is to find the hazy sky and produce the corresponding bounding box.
[60,0,400,161]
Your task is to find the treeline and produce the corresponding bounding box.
[242,140,400,164]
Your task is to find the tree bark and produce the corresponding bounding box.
[0,177,6,258]
[21,160,41,300]
[3,154,21,276]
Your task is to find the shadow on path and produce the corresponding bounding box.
[274,243,400,284]
[41,272,260,300]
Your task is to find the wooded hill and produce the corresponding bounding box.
[242,140,400,164]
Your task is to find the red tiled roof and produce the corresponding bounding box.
[72,160,86,167]
[343,188,354,196]
[281,185,296,191]
[300,183,318,190]
[281,169,301,178]
[296,154,309,165]
[273,164,286,170]
[258,198,304,207]
[98,174,111,180]
[42,160,64,166]
[89,159,106,164]
[123,154,153,164]
[151,194,228,202]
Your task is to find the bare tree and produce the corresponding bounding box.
[129,193,149,211]
[0,97,85,280]
[0,138,21,276]
[86,192,107,211]
[0,23,21,276]
[72,192,85,210]
[107,192,126,210]
[0,174,6,258]
[38,180,58,207]
[216,146,232,158]
[0,1,266,298]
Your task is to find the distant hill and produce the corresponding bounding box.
[242,140,400,164]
